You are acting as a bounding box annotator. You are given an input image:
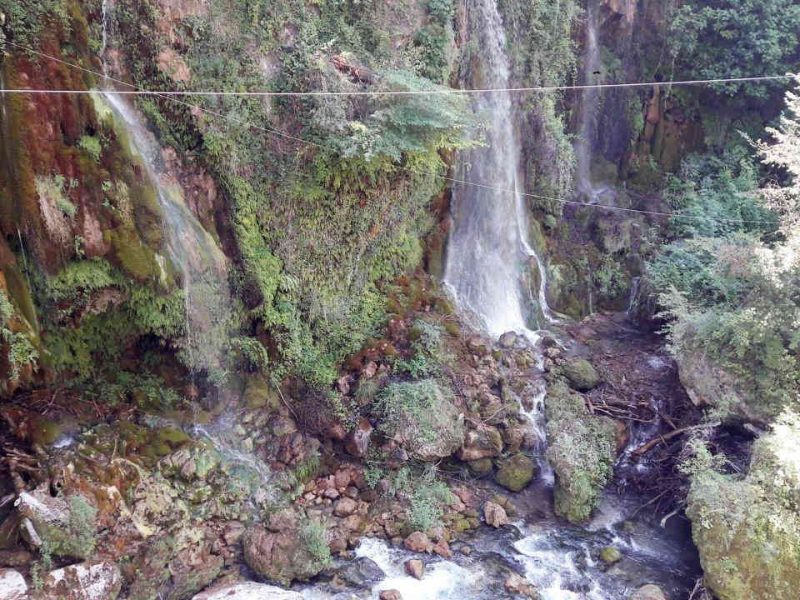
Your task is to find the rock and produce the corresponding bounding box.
[466,336,490,356]
[467,457,494,475]
[15,488,97,560]
[40,561,122,600]
[222,521,246,545]
[193,582,304,599]
[242,523,329,586]
[333,497,358,518]
[504,573,539,599]
[0,569,27,600]
[0,550,32,567]
[629,584,667,600]
[483,501,509,528]
[403,531,432,553]
[498,331,518,348]
[345,417,373,458]
[379,591,402,600]
[562,358,600,391]
[457,425,503,461]
[599,546,622,565]
[432,539,452,558]
[404,558,424,580]
[336,556,385,589]
[495,454,536,492]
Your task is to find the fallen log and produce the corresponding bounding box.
[631,421,720,457]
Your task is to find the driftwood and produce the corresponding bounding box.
[631,422,720,457]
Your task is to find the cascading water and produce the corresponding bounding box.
[443,0,553,342]
[574,0,615,205]
[444,0,555,457]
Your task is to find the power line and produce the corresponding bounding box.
[2,40,778,226]
[3,39,795,97]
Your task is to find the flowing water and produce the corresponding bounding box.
[574,0,615,205]
[443,0,553,341]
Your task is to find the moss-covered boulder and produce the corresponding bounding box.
[545,380,617,522]
[495,454,536,492]
[562,358,600,391]
[686,415,800,600]
[376,379,464,461]
[16,489,97,560]
[242,515,331,586]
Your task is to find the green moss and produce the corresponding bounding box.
[545,380,617,523]
[105,226,163,282]
[494,453,536,492]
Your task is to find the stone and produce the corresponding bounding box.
[193,582,304,599]
[0,569,27,600]
[336,556,385,589]
[599,546,622,565]
[457,424,503,461]
[242,523,329,586]
[345,417,373,457]
[333,497,358,517]
[629,584,667,600]
[467,457,494,476]
[562,358,600,391]
[483,501,509,528]
[432,539,452,558]
[504,573,539,599]
[404,558,424,580]
[0,550,32,567]
[41,561,122,600]
[222,521,245,545]
[403,531,432,553]
[495,454,536,492]
[379,591,402,600]
[466,336,490,356]
[498,331,519,348]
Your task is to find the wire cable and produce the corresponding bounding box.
[1,40,779,226]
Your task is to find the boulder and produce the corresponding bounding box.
[16,489,97,560]
[599,546,621,565]
[504,573,539,599]
[629,584,667,600]
[39,561,122,600]
[403,531,432,553]
[345,417,373,458]
[467,458,494,476]
[498,331,519,348]
[458,425,503,461]
[242,522,329,586]
[193,582,304,599]
[379,591,402,600]
[495,454,536,492]
[333,497,358,518]
[0,569,27,600]
[562,358,600,391]
[404,558,424,580]
[336,556,385,589]
[483,502,509,528]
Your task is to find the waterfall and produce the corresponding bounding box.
[99,1,230,377]
[444,0,555,463]
[574,0,614,204]
[444,0,553,341]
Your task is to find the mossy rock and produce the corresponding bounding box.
[562,358,600,391]
[494,454,536,492]
[599,546,622,565]
[545,381,617,523]
[242,375,280,410]
[467,458,494,476]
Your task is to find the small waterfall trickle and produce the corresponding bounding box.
[443,0,555,461]
[574,0,615,205]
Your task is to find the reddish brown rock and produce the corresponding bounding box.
[379,591,402,600]
[404,558,424,580]
[345,418,373,457]
[432,540,452,558]
[333,498,358,518]
[403,532,432,553]
[483,501,510,528]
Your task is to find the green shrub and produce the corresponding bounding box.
[77,135,103,162]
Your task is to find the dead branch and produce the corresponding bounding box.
[632,422,720,457]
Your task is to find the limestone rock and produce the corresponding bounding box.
[379,591,402,600]
[629,584,667,600]
[39,561,122,600]
[404,558,424,580]
[495,454,536,492]
[242,523,329,586]
[483,501,509,528]
[193,582,304,599]
[333,497,358,517]
[562,358,600,391]
[0,569,27,600]
[458,424,503,461]
[403,531,432,553]
[504,573,539,599]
